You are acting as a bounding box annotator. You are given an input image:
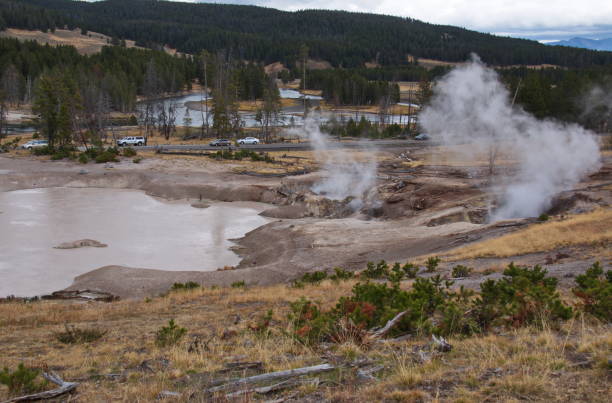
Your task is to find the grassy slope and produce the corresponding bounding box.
[446,209,612,260]
[1,280,610,401]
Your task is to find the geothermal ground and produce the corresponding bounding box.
[0,141,610,299]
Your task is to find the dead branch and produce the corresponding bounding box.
[206,363,335,393]
[369,310,409,339]
[225,379,301,398]
[432,335,452,352]
[1,372,78,403]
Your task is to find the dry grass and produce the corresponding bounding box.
[1,277,610,402]
[0,28,140,55]
[447,209,612,260]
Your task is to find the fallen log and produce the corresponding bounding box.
[1,372,78,403]
[369,310,409,339]
[206,363,335,393]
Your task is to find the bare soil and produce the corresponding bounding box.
[1,146,609,299]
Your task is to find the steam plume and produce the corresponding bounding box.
[420,56,601,220]
[287,114,378,209]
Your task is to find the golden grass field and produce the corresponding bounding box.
[1,279,610,402]
[446,209,612,260]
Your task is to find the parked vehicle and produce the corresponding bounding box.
[21,140,48,149]
[117,136,145,146]
[237,137,260,145]
[414,133,430,140]
[209,139,232,147]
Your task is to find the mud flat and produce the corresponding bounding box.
[1,151,610,299]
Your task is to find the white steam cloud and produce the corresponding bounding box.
[420,56,601,221]
[287,114,378,209]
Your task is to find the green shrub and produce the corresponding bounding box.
[55,324,106,344]
[231,281,246,289]
[362,260,390,279]
[288,298,332,344]
[31,145,51,155]
[573,262,611,321]
[0,363,47,396]
[538,213,550,222]
[0,137,20,152]
[94,150,119,163]
[297,271,328,285]
[329,267,354,281]
[425,256,441,272]
[155,319,187,347]
[78,153,89,164]
[387,263,405,284]
[474,263,572,329]
[402,263,419,279]
[287,262,575,343]
[451,265,473,278]
[250,309,273,336]
[171,281,200,291]
[122,147,137,157]
[133,157,142,163]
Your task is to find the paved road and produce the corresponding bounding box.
[134,139,427,153]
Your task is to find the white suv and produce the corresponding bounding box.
[117,136,146,146]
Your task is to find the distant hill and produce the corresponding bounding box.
[2,0,612,68]
[547,37,612,51]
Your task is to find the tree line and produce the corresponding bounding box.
[0,37,198,112]
[5,0,612,69]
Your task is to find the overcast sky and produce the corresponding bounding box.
[173,0,612,39]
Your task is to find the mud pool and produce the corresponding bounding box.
[0,188,270,296]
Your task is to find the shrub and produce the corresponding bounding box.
[0,137,20,152]
[249,309,273,336]
[297,271,328,286]
[474,263,572,329]
[31,146,51,155]
[288,298,332,344]
[573,262,611,321]
[287,262,575,343]
[0,364,47,396]
[155,319,187,347]
[171,281,200,291]
[122,147,137,157]
[538,213,550,222]
[329,267,354,281]
[231,281,246,289]
[402,263,419,279]
[55,324,106,344]
[387,263,405,284]
[94,150,119,163]
[425,257,441,272]
[451,265,473,278]
[133,157,142,163]
[362,260,390,279]
[77,153,89,164]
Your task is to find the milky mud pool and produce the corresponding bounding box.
[0,187,270,297]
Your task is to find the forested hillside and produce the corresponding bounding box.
[3,0,612,68]
[0,37,198,111]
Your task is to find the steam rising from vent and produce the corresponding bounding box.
[420,56,601,221]
[287,114,378,209]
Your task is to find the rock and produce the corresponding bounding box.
[190,201,210,209]
[54,239,107,249]
[42,289,119,302]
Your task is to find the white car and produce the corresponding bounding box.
[117,136,146,146]
[22,140,48,149]
[237,137,260,145]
